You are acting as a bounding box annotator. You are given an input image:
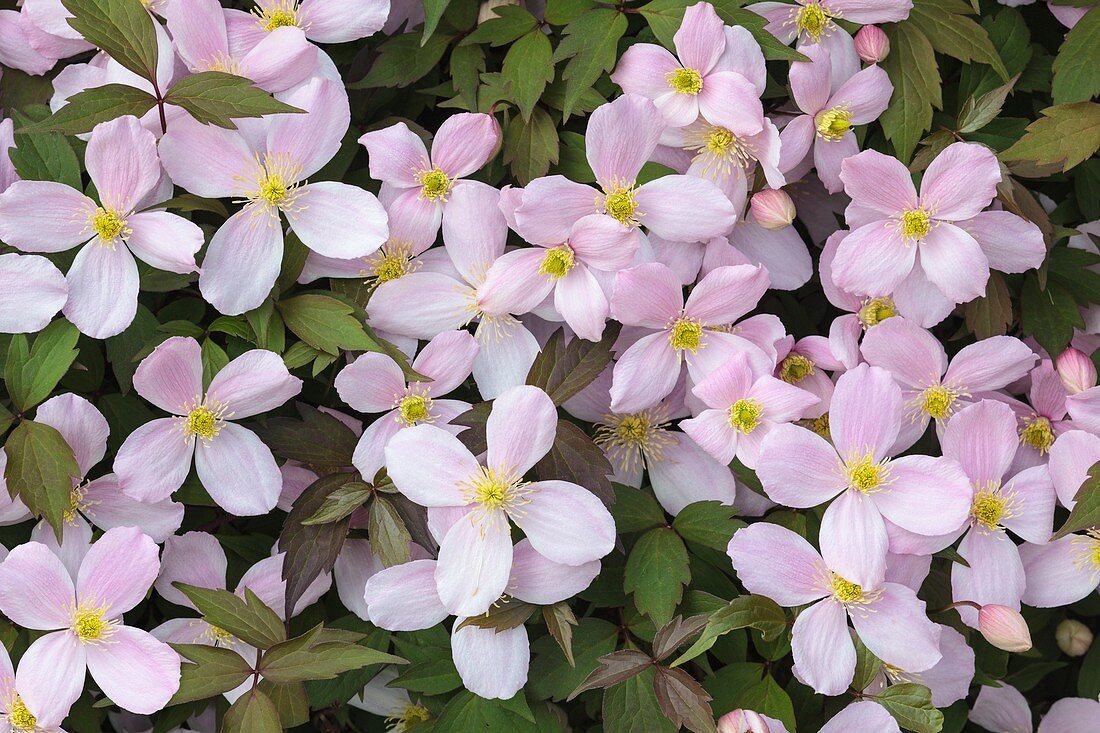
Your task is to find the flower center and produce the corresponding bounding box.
[971,485,1009,530]
[779,354,815,384]
[795,4,832,41]
[202,624,236,647]
[847,455,883,493]
[920,385,957,420]
[8,697,36,732]
[728,399,763,433]
[257,0,300,30]
[602,183,640,226]
[388,704,431,732]
[417,168,453,201]
[185,405,223,442]
[375,253,410,283]
[464,466,529,514]
[1020,416,1054,453]
[243,153,304,215]
[397,394,431,426]
[258,174,288,205]
[71,603,113,643]
[684,124,756,179]
[595,409,675,476]
[669,318,704,353]
[90,207,128,242]
[830,572,864,604]
[899,209,931,240]
[63,484,88,524]
[808,412,830,439]
[816,106,852,141]
[858,297,897,327]
[539,245,575,279]
[617,415,649,443]
[666,67,703,95]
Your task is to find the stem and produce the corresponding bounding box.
[934,599,981,614]
[151,78,168,136]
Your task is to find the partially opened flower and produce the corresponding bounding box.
[970,684,1100,733]
[159,77,388,314]
[114,336,302,515]
[383,385,615,616]
[0,527,180,715]
[728,522,942,695]
[0,115,202,338]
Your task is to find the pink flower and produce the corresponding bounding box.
[515,94,737,246]
[832,142,1004,305]
[999,360,1074,463]
[749,189,796,230]
[383,385,615,616]
[0,632,69,732]
[335,329,479,479]
[727,521,941,695]
[0,116,202,338]
[611,2,766,130]
[1067,383,1100,434]
[970,684,1100,733]
[868,624,974,707]
[854,25,889,63]
[0,8,65,75]
[681,350,819,468]
[359,113,501,244]
[712,214,813,290]
[1048,429,1100,509]
[0,254,67,334]
[223,0,390,46]
[717,709,779,733]
[779,43,892,193]
[159,77,388,314]
[608,262,770,412]
[114,336,302,515]
[0,527,180,715]
[978,604,1032,652]
[1056,347,1097,394]
[756,364,974,571]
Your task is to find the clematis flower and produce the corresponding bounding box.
[779,43,892,193]
[0,8,63,75]
[970,684,1100,733]
[383,385,615,616]
[114,336,302,516]
[608,262,770,413]
[159,77,388,315]
[0,527,180,715]
[832,143,1006,305]
[756,364,974,575]
[515,94,737,247]
[0,116,202,338]
[359,113,501,244]
[860,316,1036,450]
[0,638,69,732]
[611,2,765,130]
[681,350,819,468]
[0,254,67,334]
[335,329,479,480]
[223,0,390,47]
[1020,526,1100,609]
[349,667,430,731]
[997,360,1075,467]
[727,521,942,696]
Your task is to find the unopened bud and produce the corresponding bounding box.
[1056,347,1097,395]
[718,709,770,733]
[1056,619,1093,657]
[477,0,518,24]
[750,189,796,230]
[978,605,1032,653]
[854,25,890,64]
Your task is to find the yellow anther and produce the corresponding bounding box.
[847,455,882,493]
[728,399,763,433]
[666,67,703,95]
[858,297,897,327]
[920,385,957,420]
[539,245,575,279]
[417,168,453,201]
[90,207,127,242]
[816,106,852,141]
[779,354,815,384]
[899,209,931,240]
[397,395,431,426]
[669,318,704,353]
[1020,416,1054,453]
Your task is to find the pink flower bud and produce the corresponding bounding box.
[854,25,890,63]
[1056,347,1097,395]
[1056,619,1093,657]
[978,605,1032,653]
[750,190,796,231]
[718,710,770,733]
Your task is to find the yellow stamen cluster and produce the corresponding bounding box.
[847,455,883,493]
[920,385,957,420]
[1019,416,1054,453]
[806,412,830,439]
[830,572,865,604]
[971,485,1009,531]
[779,354,815,384]
[463,466,529,515]
[8,697,36,732]
[90,207,128,243]
[728,398,763,434]
[602,183,641,227]
[899,209,931,240]
[185,405,222,441]
[666,67,703,95]
[375,253,411,283]
[417,168,453,201]
[1071,531,1100,577]
[241,153,305,218]
[397,394,431,426]
[387,704,431,732]
[595,408,675,476]
[63,484,88,525]
[256,0,301,31]
[669,318,704,353]
[202,624,236,647]
[858,297,897,328]
[539,245,576,279]
[71,603,113,643]
[816,106,852,141]
[684,125,756,180]
[795,4,832,41]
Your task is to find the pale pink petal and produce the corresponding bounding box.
[726,215,813,291]
[359,122,430,188]
[692,350,755,407]
[435,513,512,616]
[649,436,737,515]
[86,626,180,715]
[830,364,902,461]
[158,115,253,198]
[441,180,507,284]
[154,531,228,609]
[778,115,815,174]
[874,455,972,536]
[486,384,557,476]
[957,211,1045,274]
[683,264,768,325]
[919,625,974,707]
[681,409,738,465]
[364,559,448,631]
[556,265,611,342]
[471,322,540,399]
[944,336,1036,393]
[610,263,684,328]
[0,10,55,76]
[76,526,158,617]
[567,214,638,271]
[851,582,941,672]
[133,336,202,414]
[919,142,1000,221]
[206,349,302,418]
[236,553,330,619]
[789,43,830,113]
[124,212,202,274]
[451,623,529,700]
[820,491,887,590]
[511,480,614,565]
[288,181,387,259]
[35,393,108,477]
[199,207,284,316]
[1048,430,1100,508]
[241,26,317,92]
[477,248,554,316]
[1040,698,1100,733]
[0,253,67,333]
[0,180,94,251]
[85,115,159,212]
[1002,465,1056,544]
[952,528,1025,627]
[749,377,820,423]
[608,331,681,414]
[610,43,680,100]
[727,522,829,606]
[827,0,911,23]
[0,542,74,628]
[431,113,500,179]
[635,175,738,242]
[335,353,405,413]
[941,399,1018,486]
[166,0,228,70]
[756,424,846,507]
[298,0,388,42]
[414,331,478,396]
[194,423,281,516]
[369,272,473,339]
[115,419,195,503]
[63,240,138,339]
[820,701,899,733]
[513,176,600,244]
[969,684,1032,733]
[698,71,764,135]
[16,632,86,720]
[266,77,348,179]
[1022,536,1099,607]
[333,539,382,621]
[831,222,917,297]
[714,25,766,92]
[918,223,989,303]
[831,63,892,124]
[385,424,476,506]
[791,599,856,696]
[81,474,184,543]
[673,1,725,72]
[507,540,600,605]
[892,261,956,328]
[586,94,663,185]
[814,132,860,194]
[839,149,916,217]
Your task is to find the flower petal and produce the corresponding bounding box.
[435,512,512,616]
[76,526,159,617]
[727,522,829,606]
[194,423,282,516]
[115,418,196,503]
[289,181,388,259]
[86,626,180,715]
[0,542,75,629]
[385,424,477,507]
[791,599,856,696]
[486,385,557,476]
[511,480,615,565]
[206,349,303,419]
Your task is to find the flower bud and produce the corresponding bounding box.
[718,710,770,733]
[477,0,518,24]
[978,605,1033,653]
[750,190,796,230]
[854,25,890,63]
[1056,347,1097,395]
[1056,619,1093,657]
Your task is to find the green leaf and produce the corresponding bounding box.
[1053,7,1100,104]
[1020,275,1084,359]
[258,403,359,467]
[200,338,229,391]
[1001,102,1100,173]
[603,668,678,733]
[456,600,538,633]
[301,481,372,526]
[1052,460,1100,540]
[174,585,287,650]
[8,111,80,188]
[910,0,1009,80]
[19,84,158,136]
[670,595,786,667]
[62,0,159,82]
[610,483,667,534]
[450,43,485,110]
[368,494,413,567]
[963,272,1013,340]
[352,31,453,88]
[624,527,691,626]
[421,0,452,43]
[526,323,619,405]
[545,0,595,25]
[503,105,559,184]
[852,634,883,693]
[257,680,309,729]
[874,683,944,733]
[164,72,305,129]
[3,420,80,540]
[552,9,627,119]
[460,5,539,46]
[672,501,746,551]
[958,74,1018,134]
[278,294,382,355]
[280,473,354,614]
[151,193,230,217]
[169,644,255,705]
[530,618,619,701]
[881,23,941,163]
[261,639,404,684]
[733,674,795,732]
[223,689,281,733]
[503,30,555,122]
[434,691,536,732]
[5,318,79,412]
